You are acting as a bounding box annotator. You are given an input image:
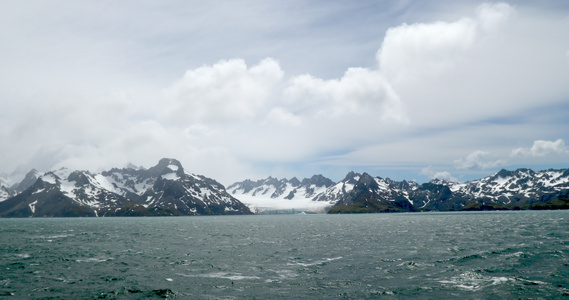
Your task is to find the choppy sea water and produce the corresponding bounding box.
[1,211,568,299]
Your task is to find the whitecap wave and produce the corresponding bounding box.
[177,272,260,281]
[287,256,343,267]
[440,271,515,291]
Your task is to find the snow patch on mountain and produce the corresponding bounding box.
[0,187,11,202]
[28,200,38,214]
[41,173,58,185]
[161,172,180,181]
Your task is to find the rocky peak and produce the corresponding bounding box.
[357,173,378,187]
[289,177,301,187]
[342,171,361,184]
[260,176,280,186]
[494,169,515,179]
[10,169,41,192]
[229,179,256,194]
[67,170,92,186]
[302,174,335,188]
[147,158,184,178]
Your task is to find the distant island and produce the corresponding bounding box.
[1,158,568,217]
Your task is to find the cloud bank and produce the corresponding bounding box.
[0,1,568,184]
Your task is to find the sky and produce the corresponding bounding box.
[1,0,569,186]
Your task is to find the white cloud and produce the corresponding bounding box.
[164,58,283,124]
[511,139,569,157]
[455,150,506,170]
[377,3,514,85]
[285,67,407,124]
[476,2,515,32]
[266,107,302,127]
[378,17,477,84]
[385,2,569,130]
[421,166,458,182]
[451,138,568,174]
[154,56,410,166]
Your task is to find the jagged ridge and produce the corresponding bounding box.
[228,168,569,213]
[0,158,251,217]
[2,165,569,216]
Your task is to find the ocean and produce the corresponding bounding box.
[1,211,568,299]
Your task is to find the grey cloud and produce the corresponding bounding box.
[0,1,568,185]
[421,166,458,182]
[454,151,507,170]
[511,139,569,157]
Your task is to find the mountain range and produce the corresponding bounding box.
[0,158,251,217]
[1,158,568,217]
[228,168,569,213]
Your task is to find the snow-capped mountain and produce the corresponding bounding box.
[312,172,418,204]
[310,171,360,204]
[2,163,569,216]
[449,168,569,202]
[0,185,10,203]
[0,169,41,202]
[227,174,335,213]
[11,169,41,193]
[230,168,569,213]
[228,171,420,213]
[321,172,419,213]
[0,173,11,201]
[0,158,251,217]
[330,168,569,213]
